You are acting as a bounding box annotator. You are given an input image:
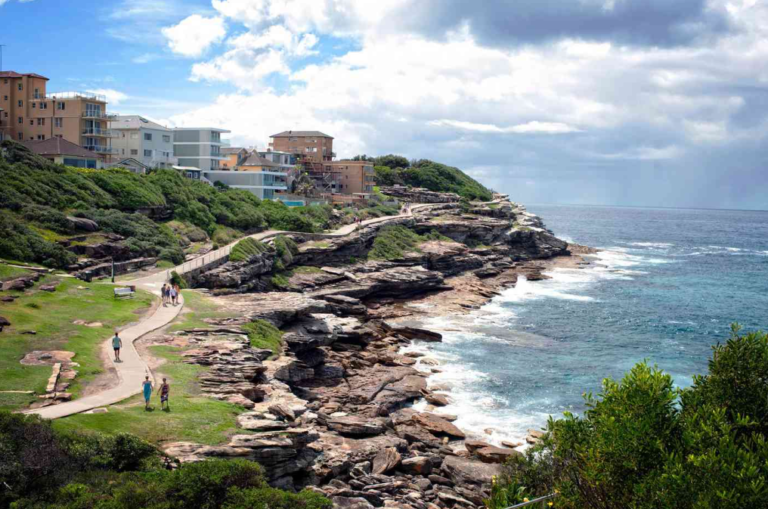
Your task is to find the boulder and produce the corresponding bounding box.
[442,455,502,487]
[421,391,449,407]
[332,497,375,509]
[39,283,58,292]
[268,404,296,422]
[67,216,99,232]
[274,360,315,384]
[382,322,443,342]
[412,413,466,439]
[476,446,523,464]
[2,279,27,291]
[401,456,433,475]
[0,316,10,329]
[464,439,493,454]
[372,447,401,475]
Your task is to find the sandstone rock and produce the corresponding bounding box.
[39,284,58,292]
[327,415,386,437]
[237,414,290,431]
[269,404,296,422]
[412,413,466,439]
[464,440,493,454]
[67,216,99,232]
[382,322,443,342]
[372,447,401,475]
[332,496,375,509]
[476,446,523,464]
[442,455,502,487]
[502,440,523,449]
[401,456,433,476]
[315,363,346,379]
[274,360,315,384]
[2,279,26,291]
[421,391,449,407]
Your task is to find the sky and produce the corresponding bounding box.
[1,0,767,210]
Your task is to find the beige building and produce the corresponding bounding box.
[0,71,115,160]
[20,137,102,168]
[326,161,376,195]
[269,130,334,163]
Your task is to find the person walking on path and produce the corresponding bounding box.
[169,285,177,307]
[173,283,181,305]
[158,377,170,411]
[142,375,153,410]
[161,284,168,307]
[112,332,122,362]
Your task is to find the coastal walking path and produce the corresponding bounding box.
[24,202,439,420]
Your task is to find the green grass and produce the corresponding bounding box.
[300,240,331,250]
[229,237,268,262]
[0,263,31,281]
[168,290,236,332]
[53,346,243,445]
[292,266,323,274]
[270,272,291,289]
[155,260,176,270]
[0,277,154,408]
[242,319,283,356]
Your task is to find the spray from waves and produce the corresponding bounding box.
[628,242,675,248]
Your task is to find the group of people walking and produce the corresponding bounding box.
[142,375,170,411]
[161,283,180,307]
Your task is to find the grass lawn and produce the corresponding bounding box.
[0,276,154,410]
[300,240,331,250]
[54,346,244,446]
[0,263,32,281]
[168,290,236,332]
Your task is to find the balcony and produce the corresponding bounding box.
[82,111,117,120]
[84,145,117,155]
[46,91,108,102]
[82,128,116,137]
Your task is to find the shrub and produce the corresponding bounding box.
[272,235,298,271]
[86,169,166,210]
[372,157,491,201]
[0,213,77,268]
[170,271,187,289]
[229,238,268,263]
[21,205,75,234]
[367,225,424,261]
[165,459,265,509]
[242,319,283,356]
[223,487,333,509]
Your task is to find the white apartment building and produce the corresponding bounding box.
[109,116,176,168]
[173,127,230,171]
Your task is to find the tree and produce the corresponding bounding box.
[374,154,410,169]
[293,171,316,197]
[350,154,375,162]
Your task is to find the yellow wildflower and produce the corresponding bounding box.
[523,498,529,503]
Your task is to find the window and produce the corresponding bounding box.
[18,100,23,107]
[29,120,33,126]
[144,133,152,141]
[121,132,126,138]
[55,118,62,128]
[37,135,45,140]
[17,117,22,124]
[144,149,152,157]
[18,133,23,140]
[130,132,139,139]
[18,83,22,91]
[40,102,47,110]
[130,149,138,156]
[37,118,45,126]
[3,96,7,100]
[32,103,36,109]
[162,135,171,143]
[34,89,40,99]
[121,149,125,155]
[57,102,65,110]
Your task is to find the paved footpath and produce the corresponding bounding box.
[24,203,440,419]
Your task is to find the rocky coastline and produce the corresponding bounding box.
[152,196,596,509]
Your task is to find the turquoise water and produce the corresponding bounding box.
[403,205,768,444]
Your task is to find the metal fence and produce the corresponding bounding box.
[175,244,233,276]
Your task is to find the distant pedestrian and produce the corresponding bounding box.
[158,377,170,411]
[112,332,122,362]
[142,375,153,410]
[174,284,181,304]
[169,285,177,306]
[161,284,168,307]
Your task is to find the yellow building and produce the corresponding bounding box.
[0,71,115,160]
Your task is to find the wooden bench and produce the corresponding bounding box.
[113,287,135,299]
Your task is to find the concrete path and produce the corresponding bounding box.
[24,202,441,419]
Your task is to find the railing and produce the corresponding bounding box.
[503,494,558,508]
[82,111,117,120]
[82,128,116,137]
[46,91,107,102]
[84,145,117,154]
[175,244,233,276]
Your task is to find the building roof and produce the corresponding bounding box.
[20,138,96,159]
[110,115,171,131]
[108,158,151,170]
[221,147,247,155]
[270,130,333,139]
[240,153,280,167]
[173,127,231,133]
[0,71,49,80]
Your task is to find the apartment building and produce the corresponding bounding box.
[269,130,334,163]
[173,127,230,171]
[0,71,115,159]
[327,161,376,195]
[110,115,176,168]
[221,147,249,169]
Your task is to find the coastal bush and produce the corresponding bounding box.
[86,169,166,210]
[170,271,187,289]
[273,235,299,271]
[229,238,268,263]
[371,157,491,201]
[1,412,330,509]
[374,154,410,169]
[20,205,75,234]
[368,226,452,260]
[243,319,283,355]
[0,213,77,268]
[493,325,768,509]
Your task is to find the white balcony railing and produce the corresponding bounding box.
[46,91,107,102]
[82,128,116,137]
[82,111,116,120]
[84,145,117,154]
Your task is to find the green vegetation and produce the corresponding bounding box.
[270,272,291,290]
[491,325,768,509]
[56,346,243,445]
[374,158,492,201]
[168,290,236,332]
[367,225,452,261]
[0,276,153,410]
[242,319,283,356]
[272,235,298,271]
[229,238,268,263]
[170,271,187,289]
[2,411,330,509]
[0,263,31,281]
[0,142,335,269]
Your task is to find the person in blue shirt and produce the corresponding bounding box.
[112,332,122,362]
[142,375,153,410]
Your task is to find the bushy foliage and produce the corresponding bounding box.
[1,412,330,509]
[229,238,268,263]
[169,271,187,289]
[272,235,299,271]
[85,169,166,210]
[20,205,75,235]
[367,225,452,261]
[0,213,76,268]
[494,325,768,509]
[374,154,410,169]
[242,319,283,356]
[372,159,491,200]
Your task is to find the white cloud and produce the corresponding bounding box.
[429,120,582,134]
[132,53,161,64]
[161,14,227,57]
[87,89,129,105]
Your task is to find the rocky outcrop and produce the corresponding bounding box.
[67,216,99,232]
[380,186,461,203]
[195,250,275,291]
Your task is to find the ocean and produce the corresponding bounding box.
[402,205,768,446]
